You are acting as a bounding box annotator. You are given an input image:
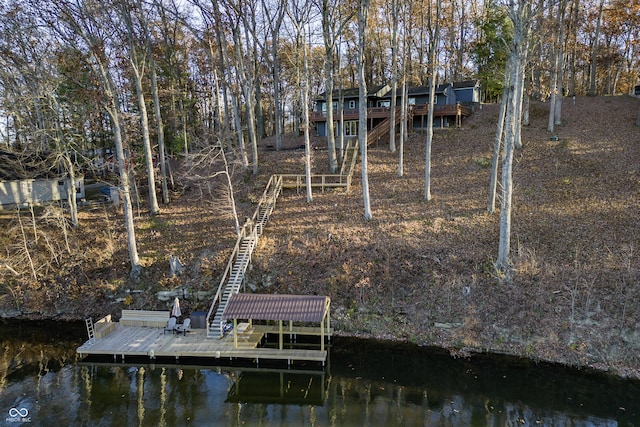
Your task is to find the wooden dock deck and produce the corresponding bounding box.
[77,322,327,365]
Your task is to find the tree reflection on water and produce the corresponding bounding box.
[0,322,639,426]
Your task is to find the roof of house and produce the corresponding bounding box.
[222,293,330,323]
[316,80,480,101]
[316,84,390,100]
[453,80,480,89]
[406,84,453,96]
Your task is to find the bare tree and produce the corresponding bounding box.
[496,0,535,274]
[548,0,567,134]
[319,0,354,172]
[147,0,170,204]
[231,13,259,175]
[357,0,372,220]
[262,0,287,150]
[182,143,241,235]
[289,0,314,202]
[589,0,605,96]
[425,0,441,201]
[44,0,142,278]
[387,0,400,154]
[119,0,160,215]
[202,0,249,165]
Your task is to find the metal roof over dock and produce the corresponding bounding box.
[222,294,330,323]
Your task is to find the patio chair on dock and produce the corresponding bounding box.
[175,318,191,336]
[164,317,177,334]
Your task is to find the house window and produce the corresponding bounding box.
[408,97,416,105]
[333,102,338,110]
[344,120,359,136]
[378,100,390,108]
[348,100,356,109]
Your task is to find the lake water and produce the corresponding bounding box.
[1,321,639,426]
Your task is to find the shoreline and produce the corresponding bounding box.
[2,309,639,381]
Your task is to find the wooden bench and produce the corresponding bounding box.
[119,310,170,328]
[95,314,117,339]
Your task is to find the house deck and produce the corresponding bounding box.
[77,322,327,365]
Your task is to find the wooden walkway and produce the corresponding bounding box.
[77,322,327,365]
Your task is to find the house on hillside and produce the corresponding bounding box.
[0,150,85,209]
[310,80,479,137]
[312,84,391,138]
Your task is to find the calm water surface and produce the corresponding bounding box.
[0,321,639,426]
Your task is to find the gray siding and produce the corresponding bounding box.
[0,176,85,209]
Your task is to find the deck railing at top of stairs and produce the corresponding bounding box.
[205,174,283,338]
[367,109,405,146]
[339,137,359,178]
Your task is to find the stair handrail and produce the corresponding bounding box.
[205,174,283,336]
[249,174,283,226]
[205,220,252,336]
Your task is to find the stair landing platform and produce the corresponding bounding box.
[77,321,327,365]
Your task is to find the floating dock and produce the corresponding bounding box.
[77,314,330,367]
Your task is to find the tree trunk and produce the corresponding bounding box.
[303,39,313,204]
[270,7,284,151]
[489,81,510,214]
[231,91,248,167]
[388,0,399,153]
[210,25,234,153]
[513,51,526,149]
[358,0,372,220]
[106,82,142,278]
[338,86,345,164]
[589,0,604,96]
[149,37,169,205]
[497,0,533,274]
[554,1,566,127]
[131,64,160,215]
[122,3,160,215]
[233,26,259,175]
[398,77,406,177]
[522,85,530,126]
[322,0,338,173]
[568,0,579,97]
[64,154,79,228]
[424,0,441,201]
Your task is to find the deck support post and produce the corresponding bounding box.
[233,318,238,348]
[278,320,283,350]
[327,305,331,342]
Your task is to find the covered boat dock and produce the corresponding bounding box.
[76,294,331,367]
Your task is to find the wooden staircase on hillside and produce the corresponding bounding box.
[205,123,389,339]
[367,109,406,146]
[206,175,283,339]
